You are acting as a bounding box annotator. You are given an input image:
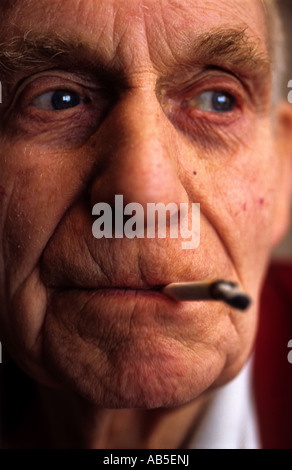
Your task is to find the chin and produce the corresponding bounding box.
[41,328,227,409]
[38,288,244,408]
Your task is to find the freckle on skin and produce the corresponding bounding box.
[193,171,197,175]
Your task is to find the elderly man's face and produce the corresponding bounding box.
[0,0,290,407]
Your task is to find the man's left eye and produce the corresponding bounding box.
[188,91,235,113]
[31,90,88,110]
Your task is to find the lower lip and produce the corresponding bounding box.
[51,285,172,301]
[75,287,169,301]
[48,286,201,328]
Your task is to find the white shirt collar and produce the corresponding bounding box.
[187,358,261,449]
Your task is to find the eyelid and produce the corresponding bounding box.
[7,70,99,111]
[162,73,249,126]
[31,89,88,111]
[185,88,243,123]
[159,72,249,145]
[164,70,247,104]
[183,82,244,108]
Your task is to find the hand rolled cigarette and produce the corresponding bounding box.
[162,280,251,311]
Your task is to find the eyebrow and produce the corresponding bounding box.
[192,28,270,72]
[0,28,271,85]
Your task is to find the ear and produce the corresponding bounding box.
[271,101,292,247]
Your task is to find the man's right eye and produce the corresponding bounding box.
[31,89,89,110]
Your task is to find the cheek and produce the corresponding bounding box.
[212,144,278,288]
[180,133,279,299]
[0,142,91,289]
[229,154,277,244]
[0,142,88,360]
[0,141,92,385]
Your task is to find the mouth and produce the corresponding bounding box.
[40,237,202,298]
[51,284,172,301]
[41,262,176,296]
[47,281,251,311]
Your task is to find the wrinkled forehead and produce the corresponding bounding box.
[0,0,271,80]
[0,0,269,43]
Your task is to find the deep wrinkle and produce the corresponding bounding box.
[0,28,270,89]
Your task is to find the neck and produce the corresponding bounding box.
[33,386,211,449]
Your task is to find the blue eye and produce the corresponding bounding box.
[32,90,86,110]
[188,91,235,113]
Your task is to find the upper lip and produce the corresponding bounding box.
[41,266,176,291]
[44,278,169,291]
[40,247,196,291]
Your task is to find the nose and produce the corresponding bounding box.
[90,88,189,215]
